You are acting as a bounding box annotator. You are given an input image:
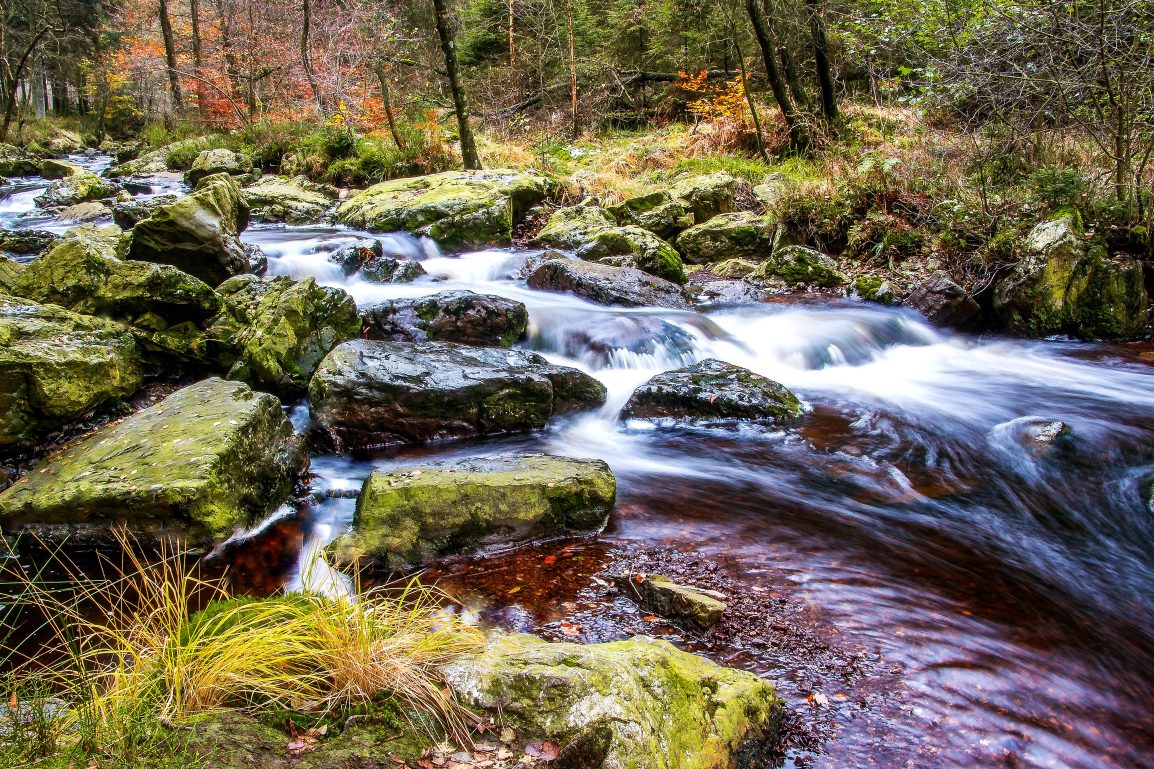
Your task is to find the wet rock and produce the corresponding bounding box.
[0,228,56,257]
[241,175,336,223]
[331,453,616,567]
[905,271,981,329]
[750,245,847,289]
[36,171,119,208]
[993,216,1148,339]
[526,258,692,311]
[0,144,39,176]
[309,339,606,450]
[615,573,727,631]
[184,148,255,186]
[111,194,179,229]
[0,378,305,543]
[609,172,738,240]
[0,295,143,447]
[852,274,899,305]
[530,204,686,284]
[106,137,209,177]
[621,358,804,423]
[244,243,268,276]
[360,290,527,347]
[124,173,251,286]
[442,631,781,769]
[58,201,114,223]
[10,225,221,325]
[39,158,82,179]
[676,211,774,264]
[337,169,558,250]
[214,274,360,395]
[326,238,426,283]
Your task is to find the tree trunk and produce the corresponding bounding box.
[431,0,482,170]
[0,27,51,143]
[301,0,324,114]
[190,0,206,116]
[567,0,578,139]
[508,0,515,65]
[373,63,405,149]
[159,0,183,109]
[805,0,837,123]
[744,0,806,150]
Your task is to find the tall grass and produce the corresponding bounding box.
[1,530,482,765]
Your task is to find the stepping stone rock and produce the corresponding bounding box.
[615,573,727,631]
[621,358,803,423]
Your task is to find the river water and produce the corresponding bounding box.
[4,163,1154,768]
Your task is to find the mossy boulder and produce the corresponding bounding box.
[442,632,781,769]
[0,143,39,176]
[709,258,760,279]
[124,173,251,286]
[0,256,23,291]
[59,201,114,223]
[530,204,686,284]
[0,377,306,542]
[241,175,337,224]
[336,169,558,250]
[751,245,847,289]
[39,158,83,179]
[309,339,607,450]
[0,228,56,258]
[331,453,616,567]
[212,274,360,395]
[106,137,209,177]
[10,225,221,325]
[111,194,180,229]
[43,129,86,156]
[526,258,692,310]
[184,148,255,186]
[622,359,804,424]
[360,290,528,347]
[992,216,1148,339]
[35,171,119,208]
[0,295,143,447]
[610,173,738,240]
[676,211,774,264]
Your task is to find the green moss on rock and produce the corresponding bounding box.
[753,245,847,288]
[331,453,616,567]
[36,171,119,208]
[184,148,255,186]
[0,295,143,447]
[621,358,804,423]
[442,631,781,769]
[241,175,336,224]
[0,377,306,542]
[336,169,558,250]
[676,211,774,264]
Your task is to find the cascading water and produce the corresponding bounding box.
[5,167,1154,767]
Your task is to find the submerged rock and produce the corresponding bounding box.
[442,632,781,769]
[676,211,774,264]
[621,358,804,424]
[615,573,727,631]
[530,204,686,284]
[184,148,255,186]
[309,339,606,449]
[610,172,738,239]
[331,453,616,567]
[336,169,557,250]
[0,378,305,542]
[750,245,848,289]
[36,171,119,208]
[993,216,1148,339]
[214,274,359,395]
[0,295,142,447]
[360,290,528,347]
[549,314,697,367]
[10,225,221,325]
[526,258,692,310]
[241,175,336,223]
[124,173,251,286]
[326,239,427,283]
[905,271,981,330]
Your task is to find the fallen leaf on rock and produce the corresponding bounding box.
[808,692,830,707]
[525,741,560,761]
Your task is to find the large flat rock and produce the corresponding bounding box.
[0,378,306,542]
